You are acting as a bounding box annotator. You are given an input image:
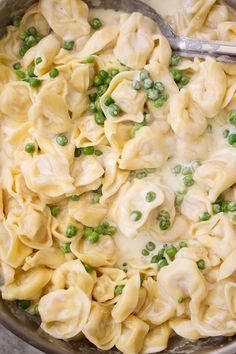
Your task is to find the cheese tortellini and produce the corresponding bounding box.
[1,0,236,353]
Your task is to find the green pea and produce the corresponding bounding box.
[13,62,22,70]
[90,18,102,30]
[223,129,230,138]
[143,78,154,89]
[229,110,236,127]
[35,57,42,64]
[27,67,36,78]
[16,70,26,79]
[132,80,142,90]
[91,192,101,204]
[89,92,98,102]
[114,285,124,296]
[146,191,156,203]
[157,210,170,221]
[97,84,108,96]
[101,223,117,236]
[177,186,188,195]
[106,76,112,85]
[142,249,149,256]
[98,70,109,80]
[228,201,236,212]
[109,103,121,117]
[63,40,74,51]
[146,241,156,251]
[222,201,230,212]
[131,119,147,137]
[84,56,94,64]
[89,102,96,112]
[191,160,202,171]
[94,75,103,87]
[157,258,168,269]
[165,245,177,258]
[154,81,165,93]
[172,164,182,175]
[130,210,142,221]
[49,68,59,78]
[66,225,78,238]
[95,99,102,112]
[27,26,38,36]
[25,35,38,48]
[179,241,188,248]
[49,205,61,217]
[151,254,162,263]
[178,75,190,88]
[82,146,94,155]
[159,219,171,231]
[56,135,68,146]
[175,193,184,206]
[228,133,236,145]
[84,263,93,273]
[199,211,211,222]
[19,45,29,57]
[135,170,148,179]
[140,70,150,81]
[34,304,40,316]
[183,175,194,187]
[74,147,82,158]
[197,259,205,270]
[86,231,100,243]
[16,300,31,310]
[212,203,222,214]
[12,15,22,27]
[111,69,119,77]
[147,88,158,101]
[104,95,115,106]
[171,68,182,82]
[20,31,28,40]
[94,111,106,126]
[60,243,71,253]
[182,166,192,176]
[178,297,184,304]
[171,53,180,66]
[29,78,41,87]
[94,149,103,156]
[70,195,80,201]
[154,93,168,108]
[25,142,36,153]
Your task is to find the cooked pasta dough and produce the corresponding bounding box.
[1,0,236,353]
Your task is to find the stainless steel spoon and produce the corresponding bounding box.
[86,0,236,63]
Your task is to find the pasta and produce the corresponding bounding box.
[1,0,236,353]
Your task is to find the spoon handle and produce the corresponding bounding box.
[168,36,236,63]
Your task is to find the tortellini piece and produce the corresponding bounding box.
[29,93,72,135]
[169,318,203,340]
[21,153,75,200]
[119,126,168,170]
[51,259,94,295]
[71,235,117,267]
[181,186,212,222]
[157,258,208,316]
[6,205,52,249]
[0,82,32,122]
[194,148,236,202]
[142,323,171,354]
[39,287,91,339]
[109,177,166,238]
[71,115,105,147]
[192,213,236,260]
[149,34,172,66]
[114,13,155,69]
[189,58,226,118]
[112,273,140,322]
[138,278,175,326]
[23,248,66,271]
[71,156,104,187]
[23,34,60,76]
[115,315,149,354]
[83,302,121,350]
[1,267,52,300]
[168,88,207,140]
[0,220,32,268]
[101,71,146,123]
[40,0,90,40]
